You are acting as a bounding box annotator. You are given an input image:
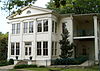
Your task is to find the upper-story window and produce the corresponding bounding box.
[52,21,54,32]
[52,20,57,33]
[16,23,20,34]
[43,19,48,32]
[24,22,28,33]
[37,20,42,32]
[27,10,31,14]
[29,21,34,33]
[23,21,33,33]
[12,24,15,34]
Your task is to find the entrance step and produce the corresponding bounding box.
[80,60,94,66]
[16,60,28,65]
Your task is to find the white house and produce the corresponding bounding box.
[7,5,100,66]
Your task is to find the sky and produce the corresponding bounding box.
[0,0,50,33]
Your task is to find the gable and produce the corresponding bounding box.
[7,6,53,19]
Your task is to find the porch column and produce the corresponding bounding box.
[93,16,99,61]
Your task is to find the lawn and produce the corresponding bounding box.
[10,65,99,71]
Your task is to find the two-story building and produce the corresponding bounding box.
[7,5,100,66]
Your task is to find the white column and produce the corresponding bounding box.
[33,19,37,60]
[48,18,52,65]
[7,26,11,60]
[93,16,99,61]
[20,21,24,60]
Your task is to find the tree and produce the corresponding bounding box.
[46,0,100,14]
[0,32,8,60]
[1,0,37,15]
[59,24,73,59]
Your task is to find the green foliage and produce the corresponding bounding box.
[0,32,8,61]
[8,59,14,65]
[0,59,14,66]
[1,0,37,15]
[52,56,88,65]
[59,24,73,59]
[47,0,100,14]
[14,64,38,69]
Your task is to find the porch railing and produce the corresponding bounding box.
[73,30,94,37]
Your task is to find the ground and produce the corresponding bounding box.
[9,65,98,71]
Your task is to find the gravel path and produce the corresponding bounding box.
[0,65,15,70]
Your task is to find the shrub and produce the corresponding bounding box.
[39,65,46,68]
[0,60,9,66]
[14,64,37,69]
[52,56,88,65]
[8,59,14,65]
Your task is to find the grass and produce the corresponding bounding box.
[10,65,99,71]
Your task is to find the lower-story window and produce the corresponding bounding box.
[37,42,41,55]
[11,43,15,55]
[25,42,32,55]
[11,42,20,55]
[16,42,20,55]
[43,41,48,56]
[37,41,48,56]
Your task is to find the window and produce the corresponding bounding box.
[25,47,28,55]
[37,42,41,55]
[55,42,57,55]
[16,23,20,34]
[29,47,31,55]
[37,20,42,32]
[12,24,15,34]
[27,10,31,14]
[55,22,57,33]
[43,19,48,32]
[52,21,54,32]
[62,23,66,33]
[24,22,28,33]
[52,42,54,55]
[11,43,15,55]
[43,41,48,55]
[16,43,20,55]
[25,42,32,45]
[29,21,33,33]
[25,42,32,55]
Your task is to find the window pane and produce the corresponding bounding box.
[29,21,33,33]
[52,21,54,32]
[29,47,31,55]
[43,19,48,32]
[55,42,57,55]
[37,20,42,32]
[55,22,57,33]
[25,47,28,55]
[11,43,14,55]
[16,43,20,55]
[16,23,20,34]
[12,24,15,34]
[25,42,32,45]
[43,41,48,55]
[24,22,28,33]
[52,42,54,56]
[37,42,41,55]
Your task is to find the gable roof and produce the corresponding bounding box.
[7,5,54,20]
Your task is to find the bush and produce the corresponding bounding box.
[39,65,46,68]
[52,56,88,65]
[8,59,14,65]
[14,64,38,69]
[0,60,9,66]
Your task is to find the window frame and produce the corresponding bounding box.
[16,23,20,34]
[43,41,48,56]
[37,42,42,55]
[11,43,15,55]
[12,24,16,34]
[43,19,48,32]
